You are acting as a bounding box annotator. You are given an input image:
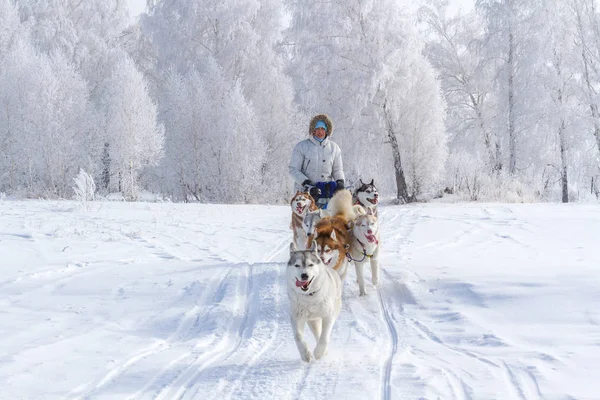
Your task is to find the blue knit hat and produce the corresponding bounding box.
[314,120,327,130]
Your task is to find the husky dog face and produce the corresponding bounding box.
[302,209,322,240]
[314,229,343,268]
[352,212,379,245]
[355,179,379,208]
[288,242,323,294]
[316,241,341,268]
[291,192,316,217]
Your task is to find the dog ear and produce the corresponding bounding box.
[370,179,374,186]
[346,221,354,230]
[309,240,317,253]
[330,229,337,241]
[290,242,298,254]
[366,207,374,216]
[360,179,364,185]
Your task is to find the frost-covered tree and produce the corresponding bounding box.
[536,1,580,202]
[379,57,448,200]
[99,57,164,200]
[0,0,21,60]
[572,0,600,167]
[18,0,130,89]
[160,59,263,203]
[421,1,502,176]
[421,0,597,201]
[0,39,92,197]
[142,0,297,202]
[475,0,545,176]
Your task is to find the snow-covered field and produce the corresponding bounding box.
[1,200,599,400]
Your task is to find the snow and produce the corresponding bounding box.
[1,200,599,399]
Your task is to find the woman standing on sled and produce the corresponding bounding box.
[289,114,345,209]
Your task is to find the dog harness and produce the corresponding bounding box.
[346,237,376,263]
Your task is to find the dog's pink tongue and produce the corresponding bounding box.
[296,279,308,287]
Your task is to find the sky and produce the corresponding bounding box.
[2,199,600,399]
[127,0,146,19]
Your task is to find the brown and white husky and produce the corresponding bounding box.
[311,190,362,281]
[290,191,318,249]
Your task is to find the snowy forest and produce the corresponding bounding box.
[1,0,600,204]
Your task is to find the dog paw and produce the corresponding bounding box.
[314,344,327,359]
[372,278,379,286]
[300,349,314,363]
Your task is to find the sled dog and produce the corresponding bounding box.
[290,191,318,249]
[348,208,380,296]
[312,189,362,281]
[287,242,342,362]
[354,179,379,217]
[302,208,324,248]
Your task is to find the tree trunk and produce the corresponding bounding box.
[469,93,502,174]
[559,119,569,203]
[383,101,411,203]
[554,45,568,203]
[102,142,110,191]
[507,8,517,175]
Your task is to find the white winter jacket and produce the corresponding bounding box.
[288,136,345,192]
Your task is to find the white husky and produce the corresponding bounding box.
[301,208,323,247]
[348,208,380,296]
[287,242,342,362]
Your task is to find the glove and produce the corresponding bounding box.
[302,179,315,188]
[309,186,321,200]
[302,179,321,199]
[334,179,345,192]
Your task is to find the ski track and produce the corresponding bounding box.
[154,265,251,400]
[213,264,284,400]
[385,205,546,399]
[377,282,398,400]
[376,206,420,400]
[112,237,289,400]
[69,267,233,399]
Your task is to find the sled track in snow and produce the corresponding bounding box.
[377,207,420,400]
[154,234,291,400]
[156,264,255,400]
[68,267,232,400]
[377,283,398,400]
[212,262,284,400]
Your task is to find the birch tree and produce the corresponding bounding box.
[476,0,542,176]
[572,0,600,162]
[421,1,502,175]
[99,57,164,200]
